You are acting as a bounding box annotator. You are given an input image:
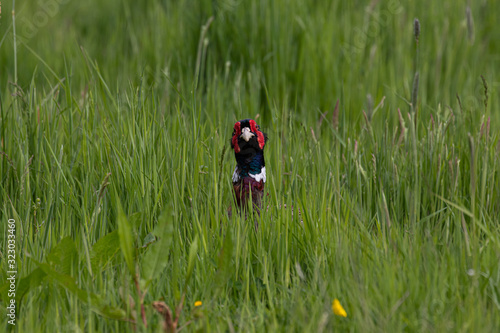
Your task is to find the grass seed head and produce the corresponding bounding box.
[466,6,475,43]
[414,18,420,43]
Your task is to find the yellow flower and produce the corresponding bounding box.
[194,301,202,307]
[332,298,347,317]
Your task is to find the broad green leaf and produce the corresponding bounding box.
[216,231,233,290]
[184,235,199,293]
[0,281,10,302]
[34,260,127,320]
[116,200,136,277]
[15,268,47,304]
[141,211,173,284]
[0,268,47,304]
[47,236,78,275]
[90,230,120,273]
[7,237,78,305]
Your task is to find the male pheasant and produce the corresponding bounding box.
[230,119,268,220]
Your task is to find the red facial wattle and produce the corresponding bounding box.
[249,119,265,149]
[232,121,241,153]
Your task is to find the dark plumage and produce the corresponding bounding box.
[230,119,268,222]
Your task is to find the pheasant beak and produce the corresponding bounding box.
[240,127,255,142]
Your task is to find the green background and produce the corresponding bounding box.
[1,0,499,331]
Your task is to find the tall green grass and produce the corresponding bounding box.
[1,0,500,331]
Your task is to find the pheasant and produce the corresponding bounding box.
[230,119,268,221]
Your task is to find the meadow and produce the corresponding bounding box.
[1,0,500,331]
